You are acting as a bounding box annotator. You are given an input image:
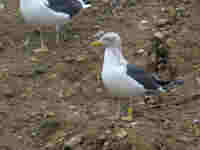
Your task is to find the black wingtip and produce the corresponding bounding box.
[174,79,184,85]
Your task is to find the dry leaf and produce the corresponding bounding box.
[75,55,88,62]
[45,112,56,118]
[63,87,76,97]
[33,47,49,53]
[0,72,8,80]
[115,128,128,139]
[30,56,40,62]
[48,130,66,144]
[47,73,57,79]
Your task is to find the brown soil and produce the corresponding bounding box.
[1,0,200,150]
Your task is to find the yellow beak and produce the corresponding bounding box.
[90,41,104,47]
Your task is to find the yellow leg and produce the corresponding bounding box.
[56,25,65,45]
[32,28,49,52]
[121,98,133,121]
[56,32,60,45]
[112,98,121,120]
[40,30,46,49]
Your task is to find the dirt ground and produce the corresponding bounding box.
[1,0,200,150]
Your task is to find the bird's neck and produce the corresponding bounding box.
[20,0,33,8]
[103,48,123,67]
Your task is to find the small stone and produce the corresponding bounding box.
[196,78,200,86]
[162,30,170,36]
[74,82,81,88]
[98,134,106,140]
[3,88,15,98]
[154,31,165,39]
[130,122,138,128]
[104,141,109,146]
[64,56,74,62]
[64,134,83,148]
[17,135,23,140]
[136,49,145,54]
[161,7,167,12]
[105,129,111,134]
[93,25,101,29]
[157,19,169,27]
[96,88,103,93]
[138,20,150,31]
[69,105,76,109]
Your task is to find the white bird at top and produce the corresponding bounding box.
[20,0,91,51]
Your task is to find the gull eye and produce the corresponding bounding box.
[111,36,116,41]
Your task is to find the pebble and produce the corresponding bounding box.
[74,82,81,88]
[130,122,138,128]
[138,20,150,31]
[136,49,145,54]
[69,105,76,110]
[64,134,83,148]
[157,19,169,27]
[196,77,200,86]
[104,141,109,146]
[96,88,103,93]
[3,88,15,98]
[105,129,112,134]
[17,135,23,140]
[161,7,167,12]
[154,31,165,39]
[98,134,106,140]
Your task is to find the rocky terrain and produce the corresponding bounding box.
[0,0,200,150]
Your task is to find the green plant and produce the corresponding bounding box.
[32,63,49,79]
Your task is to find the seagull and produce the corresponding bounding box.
[20,0,91,51]
[90,32,184,120]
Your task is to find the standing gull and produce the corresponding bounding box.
[90,32,184,120]
[20,0,91,51]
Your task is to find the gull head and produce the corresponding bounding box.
[90,32,121,48]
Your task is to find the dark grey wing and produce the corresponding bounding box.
[126,64,161,90]
[46,0,83,17]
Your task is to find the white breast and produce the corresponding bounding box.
[101,65,146,98]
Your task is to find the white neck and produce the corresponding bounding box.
[20,0,34,9]
[103,47,126,68]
